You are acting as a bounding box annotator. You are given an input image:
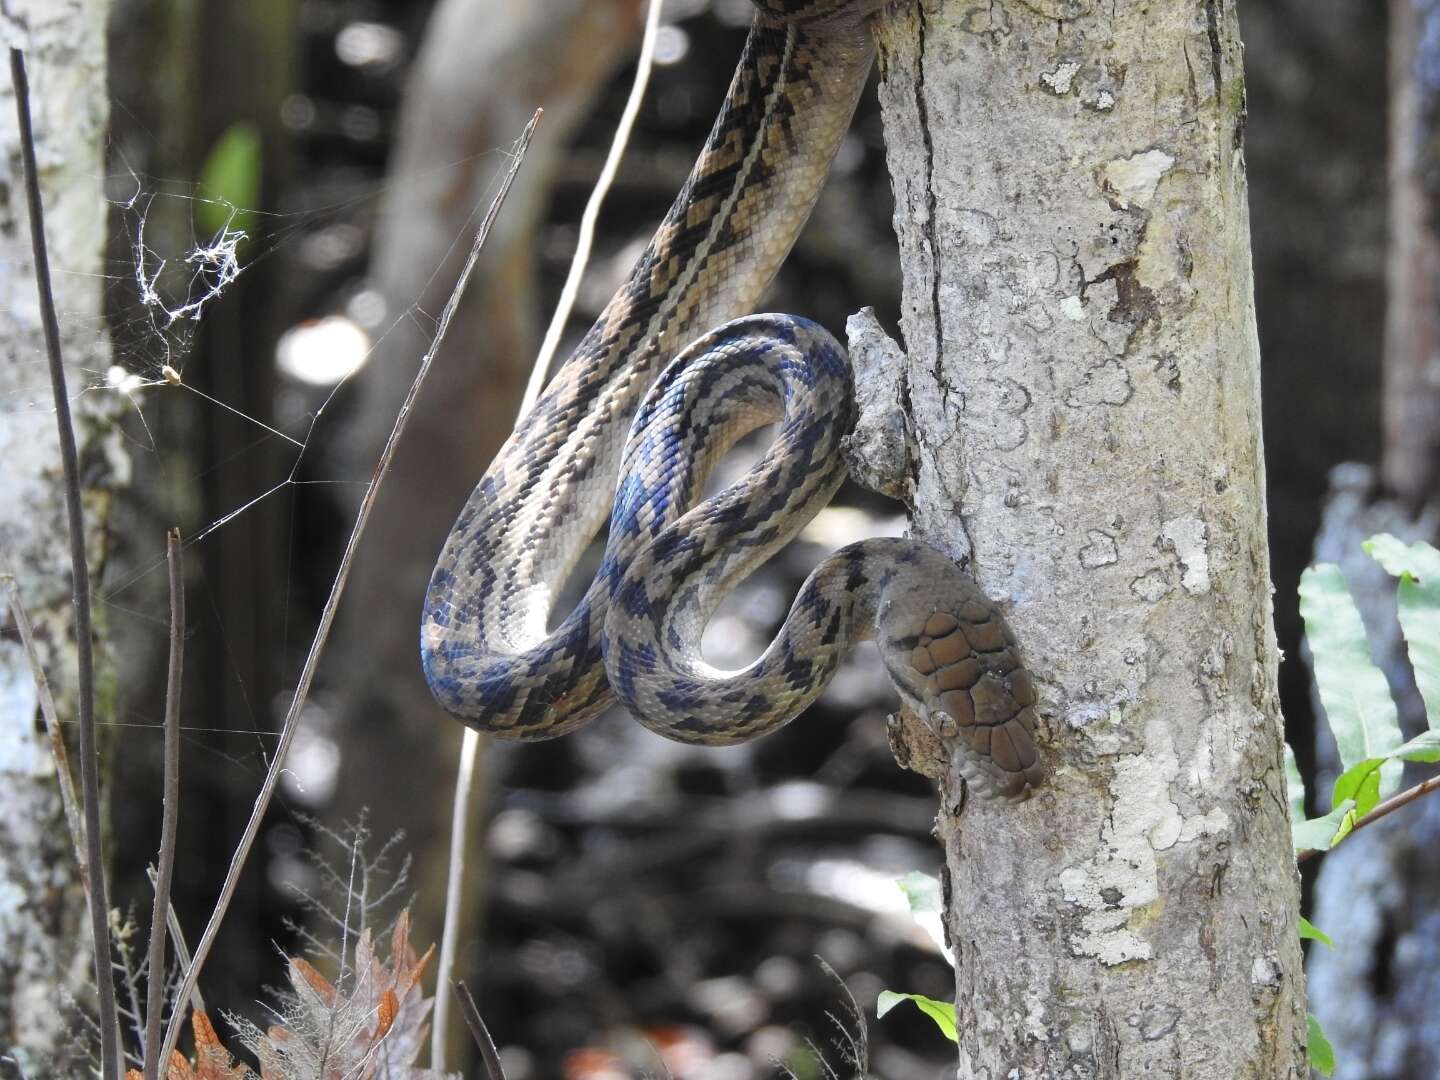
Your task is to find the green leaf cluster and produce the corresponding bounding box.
[1288,535,1440,1075]
[1290,536,1440,851]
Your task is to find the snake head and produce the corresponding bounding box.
[877,569,1044,803]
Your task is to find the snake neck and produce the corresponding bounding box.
[423,12,876,734]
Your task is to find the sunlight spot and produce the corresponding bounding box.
[653,25,690,66]
[275,315,371,386]
[106,364,146,395]
[335,21,404,71]
[281,727,340,805]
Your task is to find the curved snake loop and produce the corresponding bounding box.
[421,0,1044,800]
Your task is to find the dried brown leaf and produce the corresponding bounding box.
[374,987,398,1040]
[158,1011,250,1080]
[289,956,338,1007]
[165,1048,195,1080]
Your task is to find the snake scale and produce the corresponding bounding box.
[421,0,1043,801]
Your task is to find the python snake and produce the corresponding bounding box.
[421,0,1043,801]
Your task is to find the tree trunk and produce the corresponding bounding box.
[867,1,1305,1073]
[0,1,119,1070]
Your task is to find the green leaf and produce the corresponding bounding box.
[1307,1014,1335,1076]
[1292,799,1356,853]
[1364,535,1440,727]
[1321,729,1440,824]
[1393,728,1440,761]
[1332,760,1384,818]
[1284,743,1306,823]
[876,991,958,1043]
[896,871,943,914]
[1299,564,1403,799]
[196,122,262,238]
[1298,917,1333,949]
[896,872,951,962]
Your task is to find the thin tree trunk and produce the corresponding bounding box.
[1383,0,1440,512]
[867,1,1304,1073]
[0,1,119,1070]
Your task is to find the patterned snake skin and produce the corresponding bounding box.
[421,0,1043,800]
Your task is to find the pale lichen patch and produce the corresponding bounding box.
[1079,529,1119,568]
[1058,720,1229,965]
[1130,569,1171,601]
[1100,149,1176,210]
[1041,60,1081,95]
[1065,358,1133,407]
[1162,514,1211,594]
[1060,295,1086,321]
[1179,806,1230,843]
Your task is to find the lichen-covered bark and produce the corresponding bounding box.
[867,0,1305,1073]
[0,0,119,1068]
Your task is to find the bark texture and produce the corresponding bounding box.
[0,0,119,1069]
[868,1,1304,1073]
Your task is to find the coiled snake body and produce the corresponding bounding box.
[422,0,1043,801]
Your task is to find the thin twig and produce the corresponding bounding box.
[453,981,507,1080]
[9,47,120,1080]
[431,726,486,1070]
[158,109,543,1065]
[2,570,88,880]
[143,529,184,1080]
[1298,773,1440,863]
[156,872,205,1015]
[431,9,664,1066]
[529,0,664,394]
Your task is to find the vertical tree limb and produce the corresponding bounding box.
[868,2,1304,1072]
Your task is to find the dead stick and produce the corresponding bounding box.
[143,529,184,1080]
[453,981,507,1080]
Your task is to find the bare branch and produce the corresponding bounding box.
[143,529,184,1080]
[453,981,507,1080]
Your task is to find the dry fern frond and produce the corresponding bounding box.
[227,907,455,1080]
[125,1011,255,1080]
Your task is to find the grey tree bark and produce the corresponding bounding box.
[861,1,1306,1073]
[0,0,120,1070]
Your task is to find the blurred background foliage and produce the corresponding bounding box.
[91,0,1402,1076]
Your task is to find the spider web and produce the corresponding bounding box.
[4,134,526,780]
